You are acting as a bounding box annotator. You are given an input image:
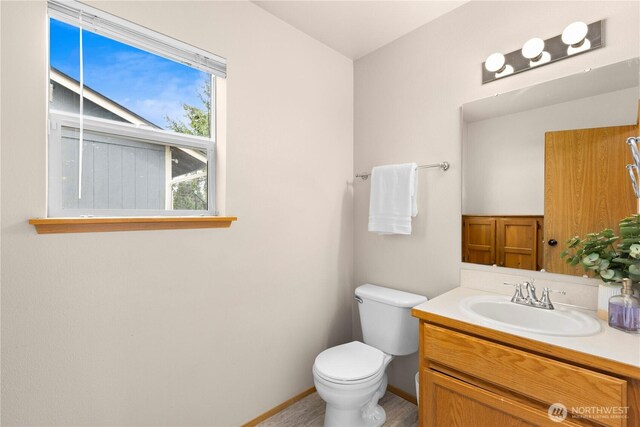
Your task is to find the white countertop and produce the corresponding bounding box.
[413,287,640,369]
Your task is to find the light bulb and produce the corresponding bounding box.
[522,38,545,61]
[485,52,506,73]
[562,21,588,46]
[562,21,591,55]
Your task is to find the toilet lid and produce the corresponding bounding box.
[314,341,384,382]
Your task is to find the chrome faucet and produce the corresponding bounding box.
[504,280,566,310]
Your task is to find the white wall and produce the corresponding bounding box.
[1,1,353,425]
[463,87,638,215]
[3,0,640,422]
[354,1,639,395]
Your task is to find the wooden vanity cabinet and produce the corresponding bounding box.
[414,314,640,427]
[462,215,543,271]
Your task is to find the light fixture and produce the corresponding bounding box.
[521,37,550,67]
[562,21,591,55]
[481,20,603,84]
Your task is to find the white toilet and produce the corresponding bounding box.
[312,284,427,427]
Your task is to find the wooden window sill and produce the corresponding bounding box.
[29,216,237,234]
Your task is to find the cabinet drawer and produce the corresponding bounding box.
[423,324,627,427]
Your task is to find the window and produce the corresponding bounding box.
[47,0,226,217]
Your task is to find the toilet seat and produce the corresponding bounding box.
[314,341,384,384]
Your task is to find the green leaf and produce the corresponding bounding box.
[600,229,615,237]
[581,253,599,266]
[612,257,634,265]
[620,238,640,244]
[567,236,581,248]
[600,269,615,280]
[629,264,640,275]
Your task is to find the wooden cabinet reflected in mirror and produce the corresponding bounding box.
[462,58,639,277]
[462,216,543,271]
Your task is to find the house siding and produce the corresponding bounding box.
[60,127,166,210]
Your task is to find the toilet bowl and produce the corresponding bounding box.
[313,341,393,427]
[312,284,427,427]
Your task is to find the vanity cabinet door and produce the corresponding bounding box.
[423,370,585,427]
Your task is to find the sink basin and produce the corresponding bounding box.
[459,295,601,337]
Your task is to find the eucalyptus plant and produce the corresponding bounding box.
[561,214,640,283]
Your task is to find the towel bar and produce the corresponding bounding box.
[355,161,449,180]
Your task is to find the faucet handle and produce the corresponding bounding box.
[504,282,526,303]
[542,287,566,298]
[504,282,524,292]
[537,287,566,309]
[503,282,521,287]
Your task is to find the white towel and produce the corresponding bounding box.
[368,163,418,235]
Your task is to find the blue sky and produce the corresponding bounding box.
[49,18,208,130]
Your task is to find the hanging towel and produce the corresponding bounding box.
[368,163,418,235]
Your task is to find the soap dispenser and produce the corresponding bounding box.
[608,278,640,333]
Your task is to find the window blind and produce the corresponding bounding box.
[48,0,227,78]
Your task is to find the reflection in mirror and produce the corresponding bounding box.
[462,58,639,277]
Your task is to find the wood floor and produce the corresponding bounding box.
[255,391,418,426]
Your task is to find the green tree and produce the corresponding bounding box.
[165,81,210,138]
[171,177,207,210]
[165,81,210,210]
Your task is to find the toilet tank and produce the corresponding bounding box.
[355,284,428,356]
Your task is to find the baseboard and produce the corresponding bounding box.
[241,386,316,427]
[241,383,416,426]
[388,384,418,405]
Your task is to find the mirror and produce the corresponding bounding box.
[462,58,640,277]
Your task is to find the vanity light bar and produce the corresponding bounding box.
[481,20,603,85]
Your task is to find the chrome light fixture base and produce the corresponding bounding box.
[482,20,603,84]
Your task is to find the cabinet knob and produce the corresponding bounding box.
[548,239,558,246]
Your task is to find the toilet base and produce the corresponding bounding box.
[361,402,386,427]
[324,404,385,427]
[322,374,388,427]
